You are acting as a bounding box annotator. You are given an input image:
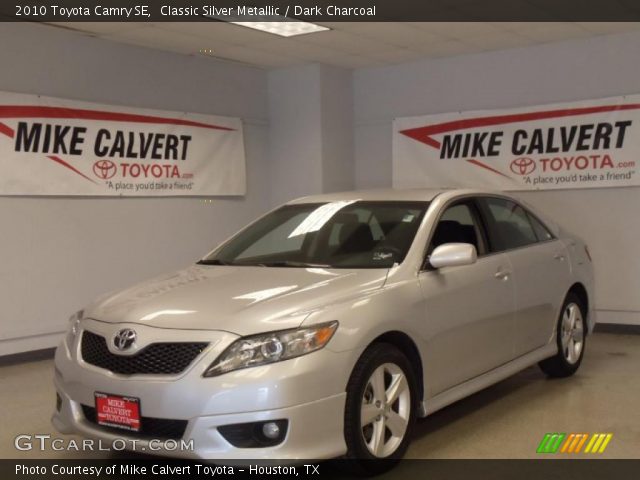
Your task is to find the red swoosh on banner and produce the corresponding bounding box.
[398,103,640,179]
[0,122,97,184]
[0,105,235,131]
[399,103,640,149]
[47,155,98,184]
[0,121,14,138]
[466,159,512,179]
[0,104,236,185]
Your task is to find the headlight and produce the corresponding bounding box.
[203,321,338,377]
[66,310,84,344]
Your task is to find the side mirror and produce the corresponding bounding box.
[429,243,477,269]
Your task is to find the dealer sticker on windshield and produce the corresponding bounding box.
[95,392,141,432]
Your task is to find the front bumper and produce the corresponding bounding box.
[52,320,350,460]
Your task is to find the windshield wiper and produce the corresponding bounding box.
[198,259,332,268]
[255,261,332,268]
[197,259,234,266]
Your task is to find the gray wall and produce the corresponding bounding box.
[0,23,271,354]
[320,65,355,194]
[354,31,640,325]
[267,64,354,206]
[268,65,324,206]
[4,23,639,356]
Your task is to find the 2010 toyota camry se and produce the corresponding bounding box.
[52,188,595,473]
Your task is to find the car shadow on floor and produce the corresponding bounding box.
[411,365,546,440]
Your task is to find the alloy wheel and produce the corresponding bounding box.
[561,302,584,364]
[360,363,411,458]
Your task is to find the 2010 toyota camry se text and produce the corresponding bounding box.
[52,188,595,474]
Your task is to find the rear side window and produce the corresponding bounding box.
[481,197,538,251]
[528,213,554,242]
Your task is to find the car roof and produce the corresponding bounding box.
[286,188,510,204]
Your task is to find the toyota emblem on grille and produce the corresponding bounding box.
[113,329,137,351]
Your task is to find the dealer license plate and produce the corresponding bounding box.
[94,392,141,432]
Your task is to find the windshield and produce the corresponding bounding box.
[200,201,429,268]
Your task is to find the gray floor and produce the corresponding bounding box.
[1,332,638,459]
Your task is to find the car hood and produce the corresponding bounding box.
[85,264,388,336]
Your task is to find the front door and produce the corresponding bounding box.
[418,200,516,396]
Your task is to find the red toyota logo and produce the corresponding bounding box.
[93,160,117,180]
[510,157,536,175]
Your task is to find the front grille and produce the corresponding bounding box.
[81,331,208,375]
[81,405,187,440]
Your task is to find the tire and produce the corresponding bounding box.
[539,292,587,378]
[342,343,418,475]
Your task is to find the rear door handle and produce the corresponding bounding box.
[495,268,511,280]
[554,253,565,261]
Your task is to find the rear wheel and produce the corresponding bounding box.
[539,293,586,377]
[343,343,417,475]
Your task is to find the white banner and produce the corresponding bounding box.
[393,95,640,190]
[0,91,246,196]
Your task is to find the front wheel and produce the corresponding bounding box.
[539,293,587,378]
[343,343,417,475]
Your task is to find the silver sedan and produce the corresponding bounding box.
[52,188,595,473]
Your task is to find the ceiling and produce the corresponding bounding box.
[47,22,640,69]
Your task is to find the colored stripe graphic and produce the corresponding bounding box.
[574,434,589,453]
[560,434,575,453]
[560,433,589,453]
[598,434,613,453]
[585,433,613,453]
[536,433,552,453]
[537,433,566,453]
[539,433,613,454]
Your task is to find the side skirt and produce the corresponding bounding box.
[418,343,557,417]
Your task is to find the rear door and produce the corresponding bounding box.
[418,198,516,395]
[478,197,571,355]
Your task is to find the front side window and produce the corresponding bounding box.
[427,202,486,257]
[200,201,429,268]
[482,197,539,251]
